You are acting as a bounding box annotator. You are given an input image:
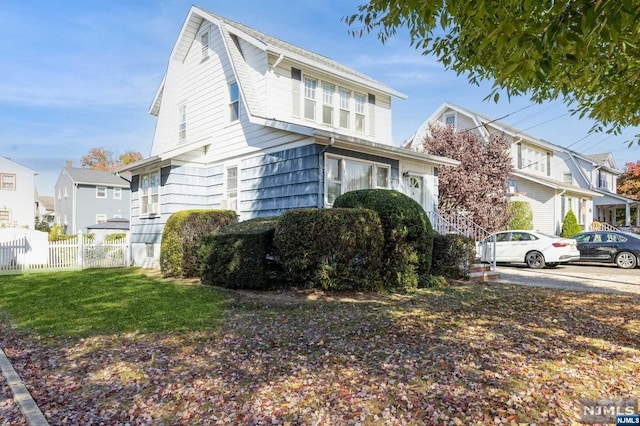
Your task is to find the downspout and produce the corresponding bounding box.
[317,136,335,208]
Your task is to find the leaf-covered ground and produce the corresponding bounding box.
[1,282,639,425]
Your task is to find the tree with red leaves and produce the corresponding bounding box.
[617,161,640,201]
[414,125,513,232]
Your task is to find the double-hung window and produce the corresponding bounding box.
[226,166,238,211]
[96,186,107,199]
[0,209,10,226]
[178,104,187,142]
[339,88,351,129]
[303,77,317,120]
[229,82,239,122]
[140,170,160,217]
[113,187,122,200]
[322,83,335,125]
[325,155,390,205]
[354,92,366,133]
[0,174,15,190]
[96,214,107,224]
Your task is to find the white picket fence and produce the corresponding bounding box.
[0,232,129,275]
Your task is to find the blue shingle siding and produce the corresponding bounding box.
[240,145,321,218]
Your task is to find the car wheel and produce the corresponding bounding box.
[526,251,546,269]
[545,263,559,269]
[615,251,637,269]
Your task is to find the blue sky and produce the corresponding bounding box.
[2,0,639,196]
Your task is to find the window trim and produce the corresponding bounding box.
[0,173,16,191]
[225,165,239,211]
[324,154,391,206]
[354,92,366,133]
[178,103,187,142]
[0,208,11,226]
[113,187,122,200]
[96,186,107,199]
[139,170,161,219]
[229,82,239,122]
[96,214,107,224]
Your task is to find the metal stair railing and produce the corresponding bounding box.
[427,211,496,271]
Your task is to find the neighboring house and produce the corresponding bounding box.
[0,156,37,229]
[562,151,639,228]
[409,102,603,235]
[54,164,131,234]
[35,192,55,227]
[120,6,459,268]
[86,218,130,242]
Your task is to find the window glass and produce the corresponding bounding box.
[376,167,388,188]
[322,83,334,125]
[1,174,15,190]
[303,77,316,120]
[344,161,372,192]
[339,88,350,128]
[96,187,107,198]
[229,82,239,121]
[326,158,340,181]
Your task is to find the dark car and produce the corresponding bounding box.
[570,231,640,269]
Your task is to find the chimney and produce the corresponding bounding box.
[66,160,73,168]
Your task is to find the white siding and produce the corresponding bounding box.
[0,157,36,229]
[511,178,557,234]
[266,58,394,144]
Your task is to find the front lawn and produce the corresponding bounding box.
[0,268,226,336]
[0,268,639,425]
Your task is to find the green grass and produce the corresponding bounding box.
[0,268,226,337]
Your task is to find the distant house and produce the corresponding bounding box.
[119,6,459,268]
[409,102,603,235]
[54,164,131,234]
[562,152,639,228]
[35,193,55,227]
[86,217,130,242]
[0,156,37,229]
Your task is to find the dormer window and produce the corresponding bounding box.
[322,83,334,125]
[229,82,239,121]
[201,32,209,60]
[339,88,351,129]
[354,92,366,133]
[303,77,317,120]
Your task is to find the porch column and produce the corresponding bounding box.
[625,203,631,227]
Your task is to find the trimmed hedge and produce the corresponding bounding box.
[274,208,384,291]
[431,233,477,281]
[160,209,237,278]
[200,216,280,289]
[333,189,434,291]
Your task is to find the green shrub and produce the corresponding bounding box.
[431,233,477,280]
[333,189,433,291]
[104,233,127,243]
[508,201,534,230]
[423,275,448,288]
[160,209,237,278]
[200,216,280,289]
[274,208,384,291]
[560,209,582,237]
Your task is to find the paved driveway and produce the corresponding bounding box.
[494,262,640,295]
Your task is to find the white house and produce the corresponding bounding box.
[561,151,639,228]
[0,156,37,229]
[409,102,603,235]
[120,6,459,268]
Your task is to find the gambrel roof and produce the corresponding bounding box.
[150,5,406,116]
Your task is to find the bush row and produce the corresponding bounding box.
[161,190,473,291]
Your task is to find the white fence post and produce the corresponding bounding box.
[77,231,84,269]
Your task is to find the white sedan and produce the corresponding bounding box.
[480,230,580,269]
